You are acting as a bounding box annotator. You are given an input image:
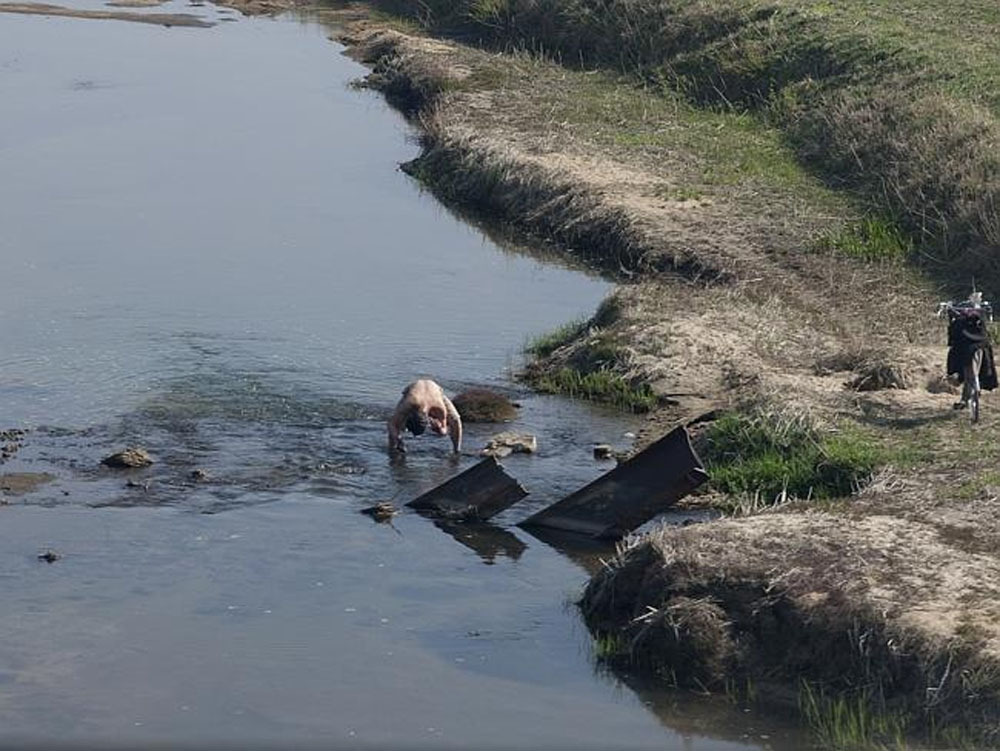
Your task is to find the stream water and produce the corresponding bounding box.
[0,3,814,748]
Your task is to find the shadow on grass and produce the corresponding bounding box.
[857,411,955,431]
[855,401,957,431]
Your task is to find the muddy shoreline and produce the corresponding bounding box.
[304,4,1000,746]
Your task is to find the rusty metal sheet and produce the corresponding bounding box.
[406,456,528,520]
[517,426,707,539]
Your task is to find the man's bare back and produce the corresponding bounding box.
[388,379,462,454]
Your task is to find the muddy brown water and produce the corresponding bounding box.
[0,3,816,748]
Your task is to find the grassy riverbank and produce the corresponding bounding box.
[335,3,999,746]
[214,0,1000,745]
[370,0,1000,288]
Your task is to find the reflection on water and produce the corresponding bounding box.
[430,519,528,564]
[0,2,813,749]
[518,525,615,576]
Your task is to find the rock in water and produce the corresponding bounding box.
[480,432,537,458]
[101,448,153,469]
[452,389,519,422]
[593,444,615,460]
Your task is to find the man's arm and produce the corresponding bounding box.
[387,409,406,453]
[443,395,462,454]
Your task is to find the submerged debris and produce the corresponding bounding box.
[37,549,61,564]
[480,432,537,458]
[101,448,153,469]
[519,426,706,539]
[407,456,527,520]
[360,502,398,522]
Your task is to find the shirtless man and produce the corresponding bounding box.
[388,379,462,455]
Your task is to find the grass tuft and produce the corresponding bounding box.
[701,407,884,503]
[534,367,660,413]
[799,682,908,751]
[526,318,589,357]
[820,217,913,263]
[592,631,628,660]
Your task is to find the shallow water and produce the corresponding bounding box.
[0,3,813,748]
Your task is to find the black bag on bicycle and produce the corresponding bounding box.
[947,313,997,390]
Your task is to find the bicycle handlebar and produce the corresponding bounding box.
[938,300,994,321]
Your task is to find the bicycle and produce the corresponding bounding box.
[937,295,994,423]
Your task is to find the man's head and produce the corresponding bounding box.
[405,410,429,436]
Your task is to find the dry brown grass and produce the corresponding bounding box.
[814,345,912,392]
[582,512,1000,740]
[790,85,1000,287]
[368,0,1000,292]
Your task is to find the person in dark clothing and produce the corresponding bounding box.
[946,303,997,409]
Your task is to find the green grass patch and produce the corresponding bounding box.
[930,724,992,751]
[592,632,628,660]
[955,470,1000,501]
[571,334,622,371]
[799,682,908,751]
[724,677,758,705]
[365,8,426,34]
[820,217,913,263]
[702,410,884,502]
[534,367,660,412]
[542,70,829,199]
[526,318,588,357]
[654,184,707,202]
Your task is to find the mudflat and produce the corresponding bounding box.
[0,472,55,496]
[0,2,212,25]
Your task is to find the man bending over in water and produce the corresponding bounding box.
[388,379,462,455]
